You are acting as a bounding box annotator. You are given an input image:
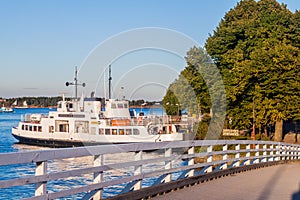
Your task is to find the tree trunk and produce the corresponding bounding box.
[274,120,283,142]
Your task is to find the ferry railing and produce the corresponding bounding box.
[0,140,299,199]
[130,115,194,127]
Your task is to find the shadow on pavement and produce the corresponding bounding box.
[291,183,300,200]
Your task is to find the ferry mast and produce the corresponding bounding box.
[66,66,86,100]
[108,64,112,99]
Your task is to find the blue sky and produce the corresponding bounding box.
[0,0,298,100]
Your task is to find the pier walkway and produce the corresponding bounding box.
[153,162,300,200]
[1,140,300,199]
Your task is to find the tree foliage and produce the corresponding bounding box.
[2,97,63,107]
[163,0,299,141]
[163,46,226,140]
[205,0,300,140]
[162,47,213,117]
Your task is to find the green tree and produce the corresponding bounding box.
[205,0,300,141]
[163,47,212,117]
[163,46,226,140]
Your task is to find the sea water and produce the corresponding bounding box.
[0,108,184,199]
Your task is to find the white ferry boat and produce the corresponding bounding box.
[12,67,195,147]
[12,97,195,147]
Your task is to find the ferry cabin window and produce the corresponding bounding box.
[49,126,54,133]
[21,124,25,130]
[67,103,75,112]
[117,103,123,108]
[125,129,132,135]
[38,126,42,132]
[99,128,104,135]
[75,121,89,133]
[29,125,33,131]
[55,120,69,132]
[112,129,117,135]
[133,129,140,135]
[33,126,37,132]
[59,124,69,132]
[124,103,128,108]
[25,125,28,131]
[111,103,116,109]
[118,129,124,135]
[105,129,111,135]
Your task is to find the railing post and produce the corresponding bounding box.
[284,145,288,160]
[269,144,274,162]
[276,144,281,161]
[283,145,287,160]
[35,161,47,196]
[206,145,213,173]
[165,148,172,182]
[187,146,194,177]
[245,144,251,165]
[290,145,293,160]
[292,146,296,160]
[93,154,104,199]
[134,151,143,190]
[254,144,260,164]
[234,144,240,167]
[262,144,267,163]
[222,144,228,170]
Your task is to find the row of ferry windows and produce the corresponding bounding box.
[111,103,128,109]
[99,128,140,135]
[22,124,42,132]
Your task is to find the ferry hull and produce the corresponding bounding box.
[12,128,187,148]
[12,133,95,147]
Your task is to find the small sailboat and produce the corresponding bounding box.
[12,100,17,106]
[15,100,29,109]
[23,101,28,108]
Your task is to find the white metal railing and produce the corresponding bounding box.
[0,140,299,199]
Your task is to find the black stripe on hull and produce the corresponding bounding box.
[12,134,105,148]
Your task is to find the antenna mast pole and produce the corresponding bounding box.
[75,66,78,100]
[108,65,112,99]
[65,66,86,101]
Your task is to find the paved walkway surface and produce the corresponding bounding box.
[153,162,300,200]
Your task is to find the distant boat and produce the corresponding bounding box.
[0,106,13,113]
[14,100,29,109]
[23,100,28,108]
